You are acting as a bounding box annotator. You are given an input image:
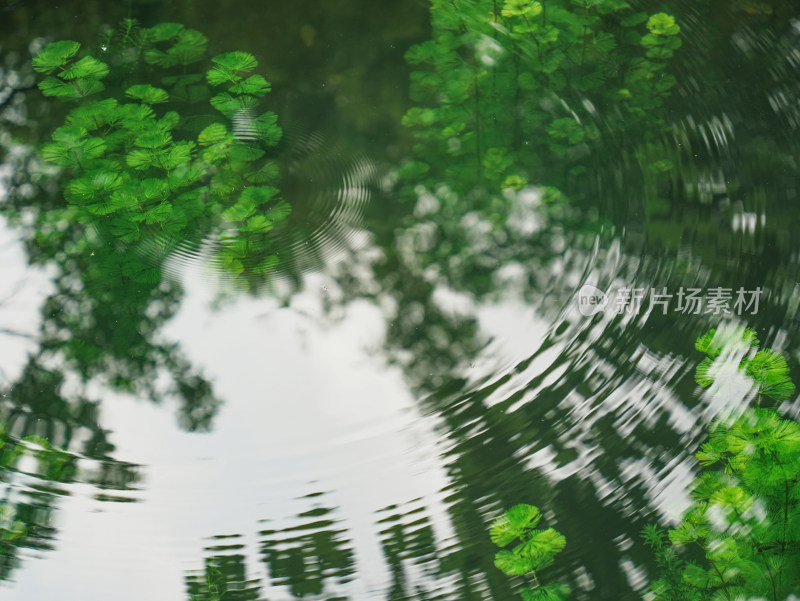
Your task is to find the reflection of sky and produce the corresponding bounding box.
[4,255,456,600]
[0,218,52,387]
[1,205,761,599]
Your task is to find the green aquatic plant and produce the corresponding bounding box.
[392,0,682,302]
[694,326,795,404]
[401,0,681,198]
[490,503,569,601]
[32,19,288,279]
[644,328,800,601]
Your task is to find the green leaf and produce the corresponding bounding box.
[241,186,279,206]
[501,0,543,18]
[253,256,279,274]
[519,583,570,601]
[147,22,184,42]
[137,178,170,202]
[210,92,258,117]
[647,13,680,36]
[229,74,271,96]
[135,129,172,149]
[265,200,291,222]
[162,142,195,170]
[695,327,758,359]
[245,161,280,183]
[547,118,584,144]
[126,148,159,170]
[207,52,258,87]
[506,504,542,530]
[65,171,123,203]
[117,103,155,125]
[168,28,208,65]
[198,123,229,146]
[494,549,533,576]
[212,51,258,73]
[207,66,241,87]
[255,112,282,146]
[695,357,716,388]
[221,199,256,222]
[744,350,795,401]
[229,144,265,162]
[32,40,81,73]
[110,218,140,243]
[65,98,120,130]
[517,528,566,569]
[490,517,520,547]
[144,202,173,224]
[60,56,109,81]
[125,84,169,104]
[143,48,174,68]
[39,76,105,100]
[241,215,273,233]
[122,259,162,284]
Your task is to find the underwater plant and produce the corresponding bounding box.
[401,0,681,198]
[490,503,569,601]
[644,327,800,601]
[32,19,288,279]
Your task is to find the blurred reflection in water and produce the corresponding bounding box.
[1,0,800,600]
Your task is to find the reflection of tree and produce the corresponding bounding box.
[258,497,355,599]
[0,405,140,581]
[186,535,263,601]
[326,3,800,601]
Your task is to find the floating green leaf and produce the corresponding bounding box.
[240,215,272,233]
[32,40,81,73]
[647,13,680,36]
[255,112,282,146]
[547,118,584,144]
[743,350,795,401]
[110,218,141,242]
[210,92,258,116]
[265,200,291,222]
[229,74,271,96]
[494,549,533,576]
[241,186,279,206]
[198,123,229,146]
[125,84,169,104]
[502,0,543,19]
[147,22,184,42]
[39,76,105,100]
[221,199,256,222]
[520,583,570,601]
[135,128,172,149]
[60,56,109,81]
[169,29,208,65]
[211,51,258,73]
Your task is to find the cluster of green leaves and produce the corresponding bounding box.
[490,503,569,601]
[32,19,289,281]
[644,328,800,601]
[401,0,681,198]
[392,0,682,302]
[695,326,795,404]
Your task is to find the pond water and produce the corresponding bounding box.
[1,1,800,600]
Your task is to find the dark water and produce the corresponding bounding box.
[1,0,800,599]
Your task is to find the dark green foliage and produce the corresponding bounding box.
[393,0,681,302]
[32,20,288,281]
[695,327,795,403]
[490,503,569,601]
[402,0,681,199]
[644,329,800,601]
